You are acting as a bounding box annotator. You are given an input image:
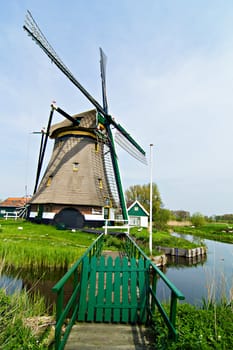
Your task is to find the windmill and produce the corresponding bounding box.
[23,11,146,228]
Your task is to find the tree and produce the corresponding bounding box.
[153,208,171,230]
[125,183,162,216]
[171,210,190,221]
[191,212,206,227]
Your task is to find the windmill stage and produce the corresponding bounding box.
[24,11,146,228]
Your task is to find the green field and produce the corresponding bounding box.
[0,219,97,269]
[172,223,233,244]
[0,220,208,269]
[2,220,229,271]
[130,227,203,255]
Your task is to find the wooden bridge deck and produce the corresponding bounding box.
[64,251,154,349]
[65,323,154,350]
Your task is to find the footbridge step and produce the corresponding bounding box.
[65,323,154,350]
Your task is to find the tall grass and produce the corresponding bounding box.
[0,287,51,349]
[1,241,86,269]
[0,219,96,269]
[0,256,54,349]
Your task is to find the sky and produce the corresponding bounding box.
[1,0,233,216]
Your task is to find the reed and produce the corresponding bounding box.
[0,286,51,349]
[0,219,96,269]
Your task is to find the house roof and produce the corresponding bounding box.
[127,200,149,217]
[0,197,29,207]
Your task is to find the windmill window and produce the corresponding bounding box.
[105,197,110,207]
[73,162,79,171]
[95,142,99,153]
[92,208,102,215]
[46,176,53,187]
[98,178,103,189]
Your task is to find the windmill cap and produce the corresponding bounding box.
[50,109,97,138]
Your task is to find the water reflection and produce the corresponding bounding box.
[166,253,207,267]
[156,233,233,305]
[0,274,23,294]
[0,266,69,312]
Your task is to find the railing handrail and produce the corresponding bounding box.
[52,232,105,350]
[103,218,130,235]
[124,233,185,340]
[125,234,185,299]
[52,231,185,348]
[52,233,104,293]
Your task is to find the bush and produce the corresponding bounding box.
[191,213,206,227]
[103,235,122,250]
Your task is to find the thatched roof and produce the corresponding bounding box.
[30,110,114,207]
[50,109,97,138]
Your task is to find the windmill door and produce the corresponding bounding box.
[77,255,149,324]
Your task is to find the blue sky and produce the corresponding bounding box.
[1,1,233,216]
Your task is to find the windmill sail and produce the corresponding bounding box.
[24,11,146,228]
[114,131,147,164]
[24,11,105,115]
[100,47,108,114]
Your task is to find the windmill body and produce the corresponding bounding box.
[29,109,120,228]
[24,11,146,228]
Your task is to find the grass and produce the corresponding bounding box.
[0,219,98,269]
[0,220,207,270]
[0,287,52,349]
[130,227,203,250]
[173,223,233,244]
[152,301,233,349]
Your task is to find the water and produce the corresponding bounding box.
[157,233,233,305]
[0,274,23,294]
[0,234,232,306]
[0,267,68,311]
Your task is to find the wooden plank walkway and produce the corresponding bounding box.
[65,323,154,350]
[65,251,154,349]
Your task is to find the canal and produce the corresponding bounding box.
[157,233,233,305]
[0,233,232,307]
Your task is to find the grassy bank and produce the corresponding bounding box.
[152,301,233,349]
[172,223,233,244]
[0,219,97,269]
[0,220,204,269]
[0,288,53,349]
[130,227,203,256]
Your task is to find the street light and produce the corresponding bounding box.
[149,144,153,256]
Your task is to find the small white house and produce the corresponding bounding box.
[127,200,149,228]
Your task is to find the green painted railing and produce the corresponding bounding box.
[52,233,104,350]
[52,231,184,349]
[124,234,185,340]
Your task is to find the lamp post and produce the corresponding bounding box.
[149,144,153,256]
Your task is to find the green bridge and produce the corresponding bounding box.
[52,233,185,349]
